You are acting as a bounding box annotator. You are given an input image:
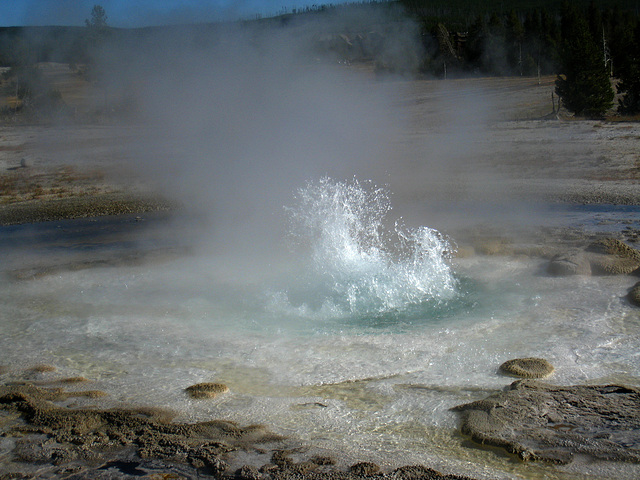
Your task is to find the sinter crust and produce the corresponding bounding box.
[499,358,555,379]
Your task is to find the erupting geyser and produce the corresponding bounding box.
[272,177,458,321]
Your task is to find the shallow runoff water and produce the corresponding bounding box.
[2,178,640,480]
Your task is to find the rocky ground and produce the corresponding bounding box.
[0,373,480,480]
[453,380,640,465]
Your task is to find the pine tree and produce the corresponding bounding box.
[85,4,109,50]
[617,21,640,114]
[464,15,487,72]
[482,14,508,75]
[506,10,524,75]
[587,0,603,40]
[86,5,108,30]
[555,5,614,117]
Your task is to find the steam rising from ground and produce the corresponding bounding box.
[88,12,534,267]
[95,21,404,259]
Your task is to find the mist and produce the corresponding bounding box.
[75,4,542,276]
[6,2,547,266]
[87,16,413,266]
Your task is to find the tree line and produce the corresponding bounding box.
[402,0,640,116]
[0,1,639,118]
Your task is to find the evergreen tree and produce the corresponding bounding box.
[464,15,487,71]
[539,9,561,74]
[555,5,614,117]
[522,11,541,75]
[86,5,108,30]
[85,4,109,54]
[617,21,640,114]
[607,5,635,77]
[481,14,508,75]
[465,17,482,55]
[587,0,603,40]
[506,10,524,74]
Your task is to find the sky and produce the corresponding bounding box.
[0,0,349,27]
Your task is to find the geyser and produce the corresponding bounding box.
[269,177,458,322]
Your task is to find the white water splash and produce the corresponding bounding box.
[276,177,457,318]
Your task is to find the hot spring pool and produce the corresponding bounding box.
[2,178,640,480]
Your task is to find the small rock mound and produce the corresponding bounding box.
[58,376,90,384]
[548,239,640,276]
[586,238,640,275]
[499,358,554,379]
[588,253,640,275]
[29,364,56,373]
[185,382,229,399]
[350,461,380,476]
[548,250,591,276]
[587,238,640,261]
[235,465,262,480]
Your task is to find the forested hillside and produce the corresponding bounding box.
[401,0,639,78]
[0,0,638,118]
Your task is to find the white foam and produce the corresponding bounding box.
[279,177,457,318]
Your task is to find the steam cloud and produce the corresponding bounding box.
[49,6,524,266]
[94,19,404,259]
